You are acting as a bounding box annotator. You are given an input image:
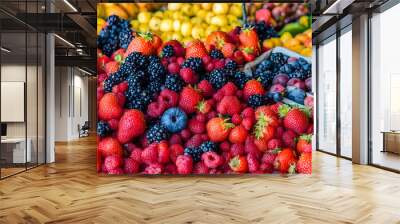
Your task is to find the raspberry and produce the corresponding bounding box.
[108,168,124,175]
[158,141,170,164]
[220,141,231,152]
[179,67,198,84]
[241,117,254,130]
[267,139,282,151]
[245,137,262,159]
[262,151,278,165]
[141,144,158,165]
[130,148,142,163]
[198,80,214,97]
[275,126,285,139]
[260,163,274,173]
[241,107,255,118]
[180,129,192,141]
[158,89,179,108]
[213,90,224,102]
[147,101,168,118]
[124,158,140,174]
[231,114,242,125]
[176,155,193,174]
[188,118,206,134]
[195,113,207,123]
[164,163,178,174]
[169,144,184,162]
[201,152,222,168]
[207,111,217,120]
[230,144,244,156]
[193,162,209,174]
[185,134,203,148]
[169,134,182,145]
[104,155,122,171]
[144,163,163,174]
[220,82,238,96]
[167,62,180,74]
[247,153,260,173]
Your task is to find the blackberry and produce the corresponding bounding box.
[224,60,237,71]
[103,71,124,92]
[97,121,111,137]
[254,22,278,41]
[125,89,152,111]
[146,123,170,143]
[248,94,264,108]
[118,28,133,49]
[161,45,174,58]
[147,61,167,81]
[256,60,273,72]
[208,68,228,89]
[126,70,145,89]
[124,52,148,69]
[106,15,120,26]
[257,71,275,88]
[100,40,118,57]
[210,49,224,59]
[199,141,217,153]
[232,71,249,89]
[269,53,288,67]
[97,15,132,57]
[182,57,203,73]
[148,55,161,64]
[184,147,202,162]
[164,74,184,92]
[148,79,162,95]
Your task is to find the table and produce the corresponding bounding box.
[381,131,400,154]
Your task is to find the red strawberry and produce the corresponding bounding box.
[185,134,203,148]
[141,144,158,165]
[130,148,142,163]
[247,153,260,173]
[188,118,206,134]
[221,42,236,58]
[296,134,312,154]
[274,148,297,174]
[202,152,223,168]
[243,80,265,100]
[245,136,262,159]
[124,158,140,174]
[169,144,184,163]
[97,86,105,102]
[179,86,202,114]
[242,117,254,131]
[220,82,238,96]
[158,89,179,108]
[196,99,212,115]
[279,104,309,134]
[185,40,208,59]
[193,162,209,174]
[111,48,125,63]
[231,114,242,125]
[104,155,123,171]
[144,163,163,174]
[230,143,245,156]
[206,117,234,142]
[270,102,283,115]
[105,61,119,75]
[229,156,248,173]
[180,68,198,84]
[267,138,282,151]
[282,130,297,148]
[253,112,276,152]
[198,80,214,97]
[98,93,123,120]
[125,32,155,56]
[169,134,182,145]
[97,55,110,72]
[99,137,123,157]
[232,50,245,65]
[158,141,170,164]
[239,27,260,50]
[241,46,257,62]
[116,109,146,144]
[296,152,312,174]
[206,31,231,50]
[217,96,241,116]
[168,62,180,74]
[176,155,193,174]
[229,125,248,144]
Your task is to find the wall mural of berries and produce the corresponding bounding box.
[97,3,313,175]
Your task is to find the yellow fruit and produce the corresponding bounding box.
[153,11,163,18]
[97,4,106,18]
[263,39,275,49]
[196,10,207,19]
[97,19,105,35]
[271,38,282,46]
[168,3,183,11]
[148,17,161,31]
[172,20,181,32]
[227,15,237,24]
[201,3,213,10]
[160,19,173,32]
[300,48,312,57]
[191,17,202,25]
[191,25,204,39]
[181,4,193,16]
[138,11,151,24]
[221,26,231,33]
[205,12,214,24]
[229,4,242,17]
[180,22,192,37]
[285,38,301,48]
[213,3,230,15]
[299,16,309,28]
[119,3,138,18]
[138,24,148,33]
[105,4,129,19]
[171,33,182,41]
[210,15,228,27]
[280,32,293,44]
[192,4,201,13]
[205,25,218,36]
[130,20,139,29]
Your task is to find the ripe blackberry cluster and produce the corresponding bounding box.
[257,71,275,87]
[164,74,184,92]
[147,61,166,94]
[248,94,265,108]
[123,52,148,71]
[224,60,238,71]
[208,68,228,89]
[210,49,224,59]
[199,141,217,153]
[97,121,111,137]
[103,71,125,92]
[253,22,278,42]
[97,15,133,56]
[146,123,170,143]
[184,147,203,162]
[182,57,203,73]
[286,58,311,79]
[125,88,152,111]
[269,53,288,68]
[232,71,249,89]
[161,45,175,58]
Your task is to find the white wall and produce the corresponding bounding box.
[54,67,89,141]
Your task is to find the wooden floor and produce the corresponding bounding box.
[0,136,400,224]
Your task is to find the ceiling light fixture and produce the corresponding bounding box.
[1,47,11,53]
[63,0,78,12]
[54,34,75,48]
[78,67,93,76]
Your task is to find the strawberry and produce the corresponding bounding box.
[220,82,238,96]
[105,61,119,75]
[239,27,260,50]
[229,125,248,144]
[179,86,202,114]
[296,134,312,154]
[247,153,260,173]
[158,89,179,108]
[229,156,248,173]
[185,40,208,59]
[144,163,163,174]
[98,93,123,121]
[97,55,110,72]
[147,101,168,118]
[196,100,212,114]
[253,112,276,152]
[197,80,214,97]
[124,158,140,174]
[176,155,193,174]
[202,152,223,168]
[158,141,170,164]
[267,138,282,151]
[99,137,123,158]
[274,148,297,174]
[206,31,231,50]
[255,106,279,127]
[279,104,309,134]
[232,50,245,65]
[169,144,184,163]
[243,80,265,100]
[206,117,234,142]
[241,117,255,131]
[151,34,163,51]
[221,42,236,58]
[193,162,209,174]
[245,136,262,159]
[188,118,206,134]
[217,96,241,116]
[111,48,125,63]
[180,68,198,84]
[130,148,142,163]
[230,143,245,156]
[116,109,146,144]
[142,144,158,165]
[241,46,257,62]
[104,155,123,171]
[296,152,312,174]
[125,32,155,56]
[282,130,297,148]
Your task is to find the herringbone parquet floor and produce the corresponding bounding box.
[1,136,400,224]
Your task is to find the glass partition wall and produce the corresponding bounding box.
[0,3,46,179]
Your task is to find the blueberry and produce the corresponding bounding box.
[272,92,283,102]
[161,107,188,133]
[287,86,306,104]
